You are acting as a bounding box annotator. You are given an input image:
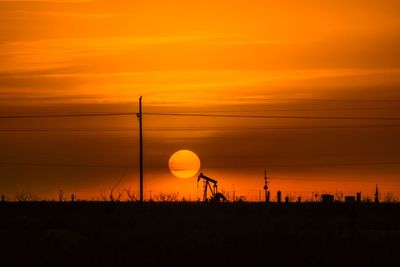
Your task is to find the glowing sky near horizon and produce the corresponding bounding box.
[0,0,400,200]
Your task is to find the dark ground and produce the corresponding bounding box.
[0,202,399,267]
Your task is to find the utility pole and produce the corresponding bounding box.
[137,96,143,203]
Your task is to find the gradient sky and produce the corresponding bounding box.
[1,0,400,200]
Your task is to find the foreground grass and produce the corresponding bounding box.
[0,202,399,266]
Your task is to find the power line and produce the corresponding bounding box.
[1,124,400,133]
[196,107,400,112]
[232,98,400,103]
[0,161,398,168]
[1,112,400,120]
[3,95,400,102]
[0,162,131,168]
[0,129,139,132]
[0,112,136,119]
[263,162,400,168]
[145,112,400,121]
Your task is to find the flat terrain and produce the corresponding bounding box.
[0,202,399,266]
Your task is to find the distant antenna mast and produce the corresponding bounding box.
[137,96,144,203]
[264,170,270,203]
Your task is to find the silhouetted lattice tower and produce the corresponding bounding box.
[264,170,270,203]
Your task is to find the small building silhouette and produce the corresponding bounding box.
[321,194,334,203]
[345,196,355,203]
[277,191,282,203]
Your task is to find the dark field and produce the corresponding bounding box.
[0,202,399,266]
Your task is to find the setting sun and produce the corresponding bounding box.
[168,150,201,179]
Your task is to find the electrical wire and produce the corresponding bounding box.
[0,112,400,120]
[1,124,400,133]
[0,161,398,168]
[0,162,130,168]
[0,112,136,119]
[144,112,400,120]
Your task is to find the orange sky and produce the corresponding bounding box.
[0,0,400,201]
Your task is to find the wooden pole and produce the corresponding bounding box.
[139,96,143,202]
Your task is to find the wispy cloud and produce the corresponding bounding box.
[0,35,222,72]
[4,10,125,20]
[1,67,400,106]
[0,0,91,2]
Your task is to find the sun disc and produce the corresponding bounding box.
[168,150,201,179]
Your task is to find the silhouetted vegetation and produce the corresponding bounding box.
[0,202,399,266]
[153,192,179,202]
[14,192,40,202]
[125,189,137,202]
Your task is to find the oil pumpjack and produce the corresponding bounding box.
[197,172,227,202]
